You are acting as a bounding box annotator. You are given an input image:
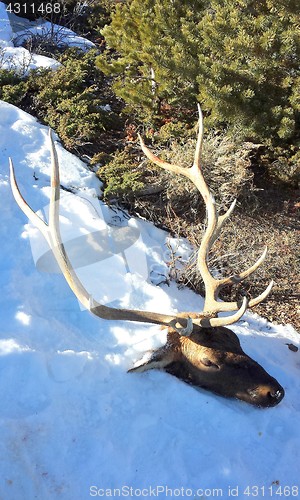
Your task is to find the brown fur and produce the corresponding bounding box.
[129,326,284,408]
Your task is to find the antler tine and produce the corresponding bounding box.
[219,246,268,288]
[195,296,249,327]
[46,130,91,311]
[9,158,50,242]
[248,280,274,308]
[209,199,237,247]
[138,133,188,178]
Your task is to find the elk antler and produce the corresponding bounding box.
[9,108,272,334]
[9,131,186,329]
[138,104,273,324]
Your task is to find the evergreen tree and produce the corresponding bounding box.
[197,0,300,143]
[97,0,300,145]
[96,0,206,121]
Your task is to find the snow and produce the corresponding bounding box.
[0,2,94,76]
[0,7,300,500]
[0,3,60,74]
[11,17,95,51]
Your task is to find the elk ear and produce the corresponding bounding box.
[128,345,179,373]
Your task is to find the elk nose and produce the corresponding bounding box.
[268,387,285,405]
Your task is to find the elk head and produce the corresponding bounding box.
[9,106,284,407]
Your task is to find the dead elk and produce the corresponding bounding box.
[9,106,284,407]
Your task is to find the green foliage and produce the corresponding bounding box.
[79,1,117,38]
[155,121,193,143]
[0,48,119,150]
[266,147,300,187]
[0,70,25,105]
[27,48,111,148]
[0,48,120,150]
[97,0,300,147]
[197,0,300,144]
[98,149,146,200]
[96,0,204,123]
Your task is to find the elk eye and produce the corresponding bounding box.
[201,358,220,369]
